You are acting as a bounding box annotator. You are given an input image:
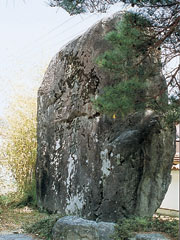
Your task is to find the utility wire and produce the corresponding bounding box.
[2,6,130,94]
[6,15,76,61]
[9,13,98,63]
[1,13,100,98]
[8,4,131,63]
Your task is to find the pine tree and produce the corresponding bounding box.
[94,13,151,117]
[94,12,180,123]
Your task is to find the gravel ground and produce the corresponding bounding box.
[0,232,41,240]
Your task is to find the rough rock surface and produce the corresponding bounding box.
[36,12,176,221]
[52,216,115,240]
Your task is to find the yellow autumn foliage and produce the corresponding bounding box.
[2,93,37,196]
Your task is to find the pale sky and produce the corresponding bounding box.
[0,0,124,117]
[0,1,178,118]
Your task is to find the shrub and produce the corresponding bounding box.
[24,215,61,240]
[0,92,37,205]
[112,216,179,240]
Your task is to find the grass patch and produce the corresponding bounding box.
[0,204,49,232]
[112,216,179,240]
[0,195,13,207]
[23,214,62,240]
[0,192,37,210]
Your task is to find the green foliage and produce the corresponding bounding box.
[0,194,14,207]
[94,12,157,118]
[24,215,62,240]
[97,12,152,73]
[13,179,37,208]
[0,92,37,204]
[112,216,179,240]
[93,78,147,117]
[0,186,37,209]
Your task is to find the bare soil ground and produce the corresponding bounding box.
[0,206,48,235]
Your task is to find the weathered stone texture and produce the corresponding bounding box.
[52,216,115,240]
[36,12,176,221]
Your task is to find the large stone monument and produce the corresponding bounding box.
[36,12,175,221]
